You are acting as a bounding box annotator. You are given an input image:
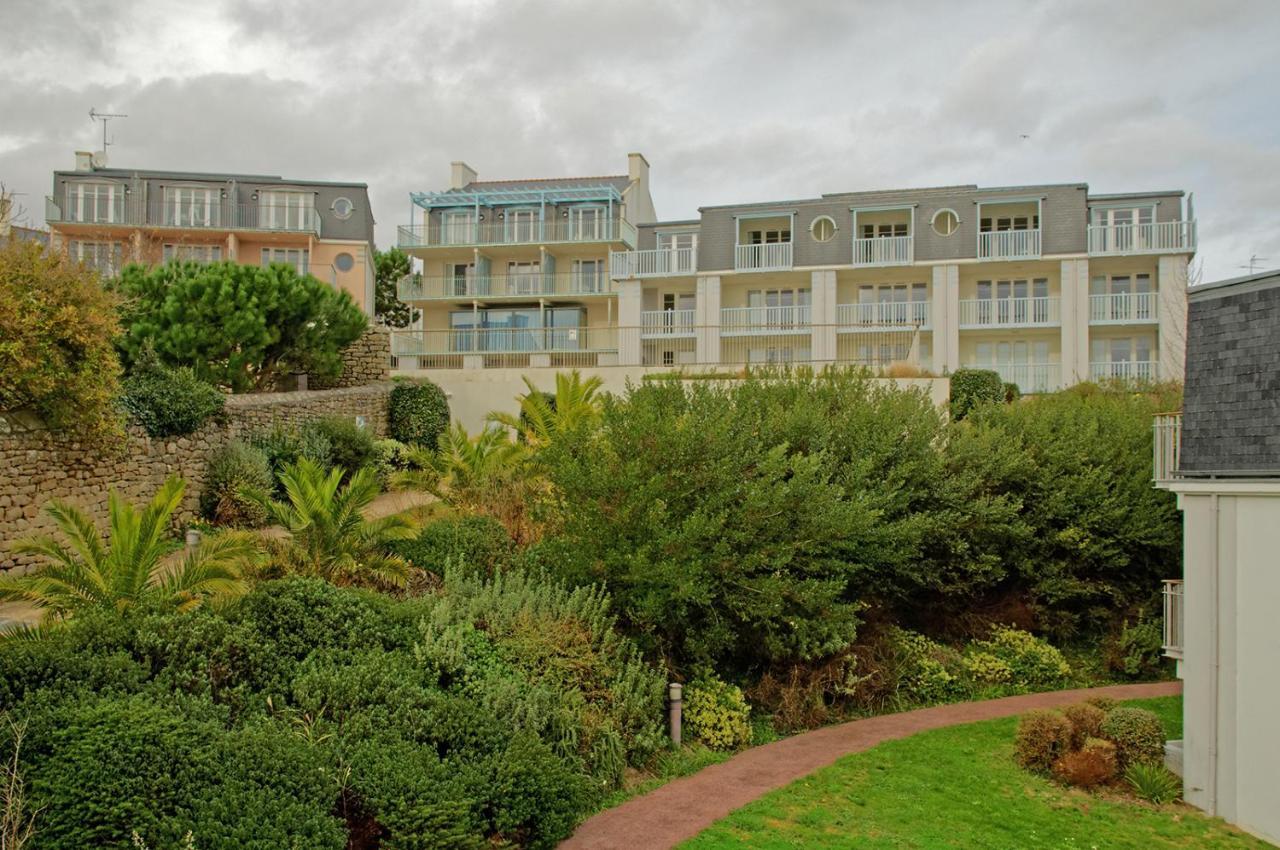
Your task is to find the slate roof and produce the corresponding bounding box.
[1179,269,1280,477]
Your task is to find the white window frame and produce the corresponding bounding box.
[261,247,310,275]
[568,205,606,240]
[259,190,310,231]
[64,182,124,224]
[163,243,222,264]
[441,209,475,244]
[163,186,221,228]
[505,208,539,242]
[69,240,123,275]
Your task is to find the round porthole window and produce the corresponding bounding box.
[332,197,354,220]
[810,215,837,243]
[931,208,960,237]
[334,252,355,272]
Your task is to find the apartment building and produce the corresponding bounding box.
[392,157,1195,392]
[46,152,377,315]
[1153,268,1280,845]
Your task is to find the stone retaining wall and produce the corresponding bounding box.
[311,327,391,389]
[0,383,393,573]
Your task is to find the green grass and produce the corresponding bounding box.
[599,744,733,810]
[680,697,1270,849]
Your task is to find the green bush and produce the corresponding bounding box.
[1100,707,1166,770]
[248,424,332,493]
[886,628,967,705]
[391,515,514,576]
[949,368,1004,419]
[1014,709,1073,773]
[300,416,376,479]
[684,676,752,751]
[1124,760,1181,803]
[1061,702,1106,750]
[199,440,275,527]
[388,380,450,447]
[121,349,224,437]
[1003,382,1022,403]
[966,626,1071,690]
[372,437,412,483]
[1109,615,1166,680]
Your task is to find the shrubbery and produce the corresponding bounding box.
[388,380,450,447]
[964,626,1072,690]
[301,416,376,479]
[684,676,752,751]
[200,441,275,527]
[1015,709,1074,773]
[1016,701,1169,795]
[949,368,1004,419]
[121,348,224,437]
[1100,707,1166,770]
[392,515,514,577]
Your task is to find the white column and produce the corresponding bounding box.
[809,269,837,366]
[932,264,960,373]
[1158,255,1190,383]
[617,279,643,366]
[1060,258,1090,385]
[696,275,721,365]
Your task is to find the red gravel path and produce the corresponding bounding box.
[561,680,1182,850]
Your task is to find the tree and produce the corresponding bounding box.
[374,247,418,328]
[249,458,417,590]
[0,240,122,441]
[0,477,255,628]
[114,261,367,393]
[487,370,604,448]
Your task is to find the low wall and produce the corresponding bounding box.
[310,327,391,390]
[0,383,393,573]
[393,366,950,432]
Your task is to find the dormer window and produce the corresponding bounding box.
[259,190,310,230]
[64,182,123,223]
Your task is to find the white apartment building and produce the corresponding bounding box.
[392,156,1195,393]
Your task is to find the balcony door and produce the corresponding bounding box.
[568,206,605,240]
[442,210,474,244]
[507,261,542,295]
[1092,206,1155,252]
[657,231,697,273]
[259,190,309,231]
[506,209,538,242]
[65,182,123,223]
[572,259,604,293]
[448,263,475,296]
[164,187,220,228]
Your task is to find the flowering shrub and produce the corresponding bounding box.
[967,626,1071,689]
[890,628,968,704]
[684,676,752,751]
[962,652,1013,684]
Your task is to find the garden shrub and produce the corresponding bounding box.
[391,515,514,577]
[0,240,122,441]
[372,437,412,484]
[1061,702,1106,750]
[388,380,450,447]
[1014,709,1073,773]
[1052,737,1117,788]
[300,415,376,479]
[199,440,274,527]
[885,628,967,704]
[1124,760,1181,803]
[684,675,752,751]
[1100,706,1166,769]
[1084,695,1119,713]
[249,424,332,492]
[120,347,224,437]
[1107,615,1166,680]
[966,626,1071,689]
[949,368,1004,419]
[1003,381,1022,403]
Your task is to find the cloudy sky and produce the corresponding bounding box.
[3,0,1278,281]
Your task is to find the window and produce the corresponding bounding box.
[259,190,310,230]
[571,259,604,293]
[810,215,837,243]
[442,210,475,244]
[657,231,698,272]
[980,215,1037,233]
[860,223,909,238]
[507,261,542,295]
[163,244,222,263]
[931,209,959,236]
[748,228,791,244]
[163,187,220,227]
[568,206,605,240]
[68,240,123,276]
[334,252,355,273]
[506,208,538,242]
[448,263,475,296]
[332,197,354,219]
[261,247,309,274]
[64,182,124,224]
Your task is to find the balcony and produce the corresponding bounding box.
[610,247,697,278]
[836,301,929,329]
[396,218,637,250]
[641,309,696,338]
[720,305,811,335]
[389,325,619,368]
[852,235,914,267]
[971,362,1062,394]
[1153,413,1181,483]
[734,242,793,272]
[1162,579,1184,660]
[397,272,614,301]
[1090,292,1158,324]
[1091,360,1159,382]
[46,196,321,235]
[978,228,1041,260]
[1089,221,1196,256]
[958,296,1059,328]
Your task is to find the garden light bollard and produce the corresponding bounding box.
[668,683,683,747]
[185,529,201,552]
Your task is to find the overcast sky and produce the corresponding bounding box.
[4,0,1278,282]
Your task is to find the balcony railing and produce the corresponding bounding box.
[610,247,697,278]
[397,272,614,301]
[46,196,321,234]
[970,362,1062,394]
[978,228,1041,260]
[852,235,913,267]
[1090,292,1158,324]
[1091,360,1159,382]
[1089,221,1197,256]
[641,309,696,337]
[1162,579,1184,659]
[734,242,793,272]
[397,218,636,249]
[836,301,929,328]
[720,305,811,334]
[958,296,1060,327]
[1153,413,1182,483]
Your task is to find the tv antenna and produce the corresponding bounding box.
[89,107,128,154]
[1238,254,1269,274]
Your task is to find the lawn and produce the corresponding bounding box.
[680,697,1271,850]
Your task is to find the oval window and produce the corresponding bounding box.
[810,215,837,243]
[332,197,354,220]
[931,208,960,237]
[334,252,355,272]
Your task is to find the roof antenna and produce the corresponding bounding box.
[1238,254,1269,274]
[88,107,128,162]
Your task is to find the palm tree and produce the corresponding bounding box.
[0,477,255,628]
[249,457,417,590]
[487,370,604,447]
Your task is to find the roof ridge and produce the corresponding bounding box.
[466,174,628,186]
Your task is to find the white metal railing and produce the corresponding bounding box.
[852,235,913,267]
[969,363,1062,394]
[734,242,793,271]
[836,301,929,327]
[1153,413,1182,483]
[958,296,1059,327]
[641,309,696,337]
[396,218,636,249]
[978,228,1041,260]
[396,272,615,300]
[610,247,696,278]
[1089,221,1197,256]
[1090,292,1158,323]
[390,325,619,357]
[720,304,811,333]
[46,195,322,234]
[1162,579,1184,659]
[1091,360,1159,382]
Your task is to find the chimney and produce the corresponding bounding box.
[450,161,477,190]
[628,152,649,189]
[75,150,94,171]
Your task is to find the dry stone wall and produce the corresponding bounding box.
[0,383,393,573]
[310,327,391,390]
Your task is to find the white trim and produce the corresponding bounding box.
[931,207,961,236]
